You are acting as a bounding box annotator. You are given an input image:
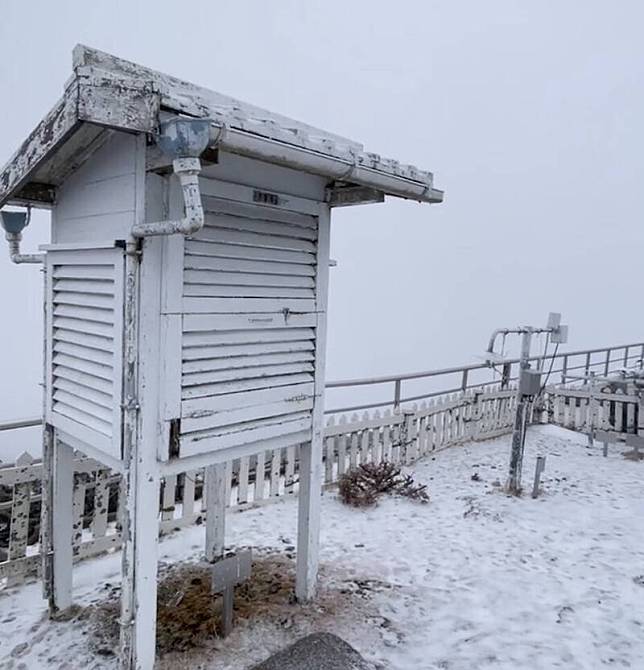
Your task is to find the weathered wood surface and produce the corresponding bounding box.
[0,385,517,586]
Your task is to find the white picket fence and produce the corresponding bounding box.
[0,385,518,586]
[547,385,639,434]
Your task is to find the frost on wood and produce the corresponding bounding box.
[338,462,429,508]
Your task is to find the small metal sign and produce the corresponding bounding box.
[211,549,252,637]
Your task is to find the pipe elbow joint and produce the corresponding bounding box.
[132,157,205,239]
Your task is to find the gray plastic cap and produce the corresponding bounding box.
[0,211,28,235]
[157,118,212,159]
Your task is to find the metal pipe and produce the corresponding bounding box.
[132,158,204,238]
[208,124,444,204]
[5,232,43,263]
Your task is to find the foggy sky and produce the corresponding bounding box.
[1,0,643,451]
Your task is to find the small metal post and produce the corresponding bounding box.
[393,379,401,411]
[584,352,591,382]
[588,371,597,447]
[623,346,630,368]
[531,456,546,498]
[501,362,512,390]
[561,355,568,384]
[461,369,469,392]
[604,349,611,376]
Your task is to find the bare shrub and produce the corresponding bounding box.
[338,462,429,508]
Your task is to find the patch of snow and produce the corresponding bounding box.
[1,425,643,669]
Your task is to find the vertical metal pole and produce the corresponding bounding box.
[584,352,591,382]
[561,355,568,384]
[501,362,512,390]
[623,346,630,368]
[604,348,611,376]
[588,371,596,447]
[507,330,532,494]
[393,379,401,411]
[531,456,546,498]
[461,369,469,392]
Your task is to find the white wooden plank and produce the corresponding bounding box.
[199,179,320,216]
[182,372,314,400]
[180,416,312,458]
[183,350,314,374]
[182,396,314,433]
[203,212,317,240]
[53,327,113,353]
[182,382,314,415]
[195,225,316,253]
[184,283,315,299]
[183,313,316,332]
[184,254,315,276]
[185,239,315,266]
[183,339,314,361]
[184,268,315,288]
[182,296,316,314]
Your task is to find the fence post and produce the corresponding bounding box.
[623,346,629,368]
[604,349,611,376]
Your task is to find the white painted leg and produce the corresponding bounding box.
[205,463,226,562]
[45,435,74,614]
[119,466,160,670]
[295,435,323,602]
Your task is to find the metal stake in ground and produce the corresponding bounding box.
[531,456,546,498]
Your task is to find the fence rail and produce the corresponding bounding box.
[0,385,517,586]
[1,340,641,587]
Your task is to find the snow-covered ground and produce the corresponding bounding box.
[1,425,643,670]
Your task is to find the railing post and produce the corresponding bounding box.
[584,352,591,382]
[561,355,568,384]
[461,369,469,392]
[393,379,401,411]
[604,348,611,376]
[501,362,512,389]
[623,346,629,368]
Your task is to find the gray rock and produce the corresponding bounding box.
[250,632,372,670]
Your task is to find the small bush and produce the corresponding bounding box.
[338,462,429,508]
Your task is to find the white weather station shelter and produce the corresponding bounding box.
[0,46,443,669]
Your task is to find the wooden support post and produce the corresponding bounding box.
[119,460,160,670]
[46,435,74,614]
[296,204,330,603]
[205,463,227,562]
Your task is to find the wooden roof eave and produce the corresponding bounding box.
[0,72,161,208]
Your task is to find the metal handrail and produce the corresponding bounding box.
[2,341,643,430]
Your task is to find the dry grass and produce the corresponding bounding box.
[338,462,429,507]
[84,550,390,664]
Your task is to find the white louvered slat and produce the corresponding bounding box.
[46,247,124,461]
[177,194,320,457]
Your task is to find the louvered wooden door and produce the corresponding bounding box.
[167,185,326,459]
[45,245,125,461]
